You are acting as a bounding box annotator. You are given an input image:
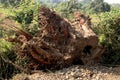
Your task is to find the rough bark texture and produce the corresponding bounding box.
[8,6,105,69]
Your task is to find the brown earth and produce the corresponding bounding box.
[12,65,120,80]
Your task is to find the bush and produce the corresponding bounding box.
[0,39,18,79]
[12,0,40,34]
[94,9,120,64]
[0,0,40,79]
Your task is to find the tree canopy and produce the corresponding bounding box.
[85,0,111,14]
[55,0,82,18]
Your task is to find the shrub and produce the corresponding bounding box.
[0,0,40,79]
[12,0,40,34]
[94,9,120,64]
[0,39,18,79]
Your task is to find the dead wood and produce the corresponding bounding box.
[7,6,105,69]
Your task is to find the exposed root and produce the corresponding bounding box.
[5,6,105,69]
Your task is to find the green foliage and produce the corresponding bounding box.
[15,10,33,24]
[0,0,40,35]
[13,0,35,24]
[0,0,22,7]
[0,39,13,52]
[55,0,82,18]
[94,9,120,64]
[0,0,40,79]
[12,0,40,34]
[99,34,106,46]
[0,39,18,79]
[0,32,30,80]
[85,0,111,14]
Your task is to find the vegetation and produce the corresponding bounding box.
[0,0,120,79]
[12,0,39,34]
[0,0,21,7]
[0,39,16,79]
[55,0,82,18]
[84,0,111,14]
[0,0,39,79]
[94,9,120,64]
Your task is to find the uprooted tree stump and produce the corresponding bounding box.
[7,6,105,69]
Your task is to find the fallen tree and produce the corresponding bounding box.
[6,6,105,69]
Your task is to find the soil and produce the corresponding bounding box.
[12,65,120,80]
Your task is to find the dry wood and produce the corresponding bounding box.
[6,6,105,69]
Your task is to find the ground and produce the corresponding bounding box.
[12,65,120,80]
